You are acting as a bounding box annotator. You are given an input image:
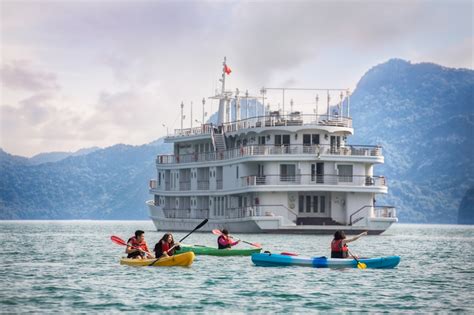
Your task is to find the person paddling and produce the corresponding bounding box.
[126,230,152,259]
[217,229,240,249]
[331,230,368,258]
[154,233,181,258]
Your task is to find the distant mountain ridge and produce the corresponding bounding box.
[0,59,472,222]
[350,59,473,223]
[29,147,100,165]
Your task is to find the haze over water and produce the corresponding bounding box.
[0,221,472,313]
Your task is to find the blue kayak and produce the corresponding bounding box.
[251,253,400,269]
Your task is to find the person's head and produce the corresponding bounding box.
[161,233,174,244]
[334,230,346,240]
[135,230,145,242]
[221,229,229,236]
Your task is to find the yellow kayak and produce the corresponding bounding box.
[120,252,195,267]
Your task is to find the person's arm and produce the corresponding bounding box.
[343,231,368,245]
[126,243,140,254]
[144,243,153,258]
[230,239,240,247]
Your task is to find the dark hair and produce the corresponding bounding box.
[160,233,175,245]
[334,230,346,240]
[135,230,145,238]
[221,229,229,235]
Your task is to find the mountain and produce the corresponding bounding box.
[458,187,474,224]
[0,142,171,219]
[29,147,100,165]
[350,59,474,223]
[0,59,472,222]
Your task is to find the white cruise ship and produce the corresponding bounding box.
[147,58,397,234]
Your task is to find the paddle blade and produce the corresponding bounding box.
[195,218,209,230]
[357,262,367,269]
[111,235,127,246]
[281,252,298,256]
[212,229,222,235]
[178,219,209,242]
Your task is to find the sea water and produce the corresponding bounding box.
[0,221,472,313]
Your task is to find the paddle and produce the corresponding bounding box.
[211,229,262,248]
[347,248,367,269]
[149,218,209,266]
[110,235,153,256]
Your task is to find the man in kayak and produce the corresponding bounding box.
[126,230,152,259]
[154,233,181,258]
[331,230,368,258]
[217,229,240,249]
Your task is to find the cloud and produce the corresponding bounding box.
[0,0,472,156]
[0,60,60,91]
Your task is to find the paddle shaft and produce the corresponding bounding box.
[212,229,261,248]
[347,248,366,269]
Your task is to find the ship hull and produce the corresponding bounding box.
[148,202,396,235]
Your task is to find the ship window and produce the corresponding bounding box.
[313,196,318,213]
[158,172,161,186]
[282,135,290,146]
[298,195,304,213]
[236,166,239,179]
[320,196,326,213]
[280,164,296,182]
[305,196,311,213]
[312,134,320,145]
[275,135,281,146]
[337,165,353,182]
[303,134,311,146]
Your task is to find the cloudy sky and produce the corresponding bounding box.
[1,0,472,157]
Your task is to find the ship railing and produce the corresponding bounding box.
[156,144,382,164]
[374,206,396,219]
[242,174,387,187]
[149,179,158,189]
[350,205,396,225]
[179,181,191,191]
[170,123,214,138]
[163,208,209,219]
[197,180,210,190]
[221,204,297,223]
[222,114,352,133]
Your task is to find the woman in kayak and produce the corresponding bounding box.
[126,230,153,259]
[217,229,240,249]
[154,233,181,258]
[331,230,368,258]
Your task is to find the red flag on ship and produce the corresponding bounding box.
[224,64,232,75]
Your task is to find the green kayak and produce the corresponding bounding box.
[176,244,262,256]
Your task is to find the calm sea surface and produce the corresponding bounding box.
[0,221,472,313]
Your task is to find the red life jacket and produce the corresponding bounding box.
[127,237,149,253]
[331,239,348,258]
[154,240,177,257]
